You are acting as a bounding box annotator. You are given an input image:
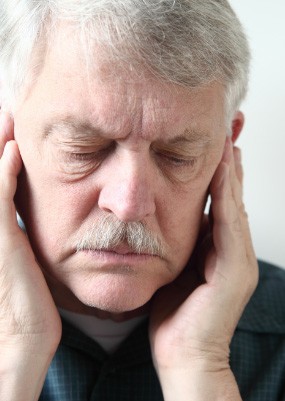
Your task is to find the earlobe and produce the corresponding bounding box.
[231,111,245,143]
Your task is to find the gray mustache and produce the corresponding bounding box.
[76,214,165,258]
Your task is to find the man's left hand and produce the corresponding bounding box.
[149,138,258,400]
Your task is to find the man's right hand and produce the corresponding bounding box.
[0,112,62,401]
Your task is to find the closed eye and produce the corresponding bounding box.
[159,153,197,167]
[66,142,116,163]
[55,142,116,180]
[152,147,202,184]
[154,150,198,168]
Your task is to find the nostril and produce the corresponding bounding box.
[99,206,113,215]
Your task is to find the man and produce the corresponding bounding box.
[0,1,284,400]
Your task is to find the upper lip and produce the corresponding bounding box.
[95,244,155,256]
[110,245,136,255]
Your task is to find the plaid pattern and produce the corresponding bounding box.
[40,261,285,400]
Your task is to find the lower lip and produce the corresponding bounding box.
[80,250,157,264]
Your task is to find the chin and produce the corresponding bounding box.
[69,272,159,314]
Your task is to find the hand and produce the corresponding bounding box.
[0,112,61,400]
[149,138,258,400]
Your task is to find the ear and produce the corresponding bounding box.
[231,111,245,143]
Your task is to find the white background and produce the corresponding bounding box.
[229,0,285,268]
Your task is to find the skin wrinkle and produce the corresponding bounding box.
[42,116,215,186]
[44,118,212,145]
[13,34,227,314]
[51,141,208,187]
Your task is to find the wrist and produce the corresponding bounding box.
[157,366,242,401]
[153,338,231,372]
[0,345,57,401]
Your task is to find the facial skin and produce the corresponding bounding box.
[12,27,238,317]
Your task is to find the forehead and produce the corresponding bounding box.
[18,25,226,141]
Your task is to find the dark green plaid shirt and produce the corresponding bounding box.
[40,261,285,400]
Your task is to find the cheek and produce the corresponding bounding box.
[157,181,209,275]
[166,154,222,270]
[16,156,98,265]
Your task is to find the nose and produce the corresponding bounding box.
[98,155,156,222]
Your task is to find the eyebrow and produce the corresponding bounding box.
[43,118,103,140]
[165,129,212,147]
[43,117,212,147]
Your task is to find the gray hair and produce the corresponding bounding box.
[0,0,250,118]
[76,213,166,258]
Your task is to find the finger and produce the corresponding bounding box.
[228,144,256,265]
[229,145,246,220]
[208,204,214,231]
[210,138,245,261]
[233,147,243,185]
[0,112,14,157]
[0,140,22,233]
[229,145,243,204]
[197,213,211,241]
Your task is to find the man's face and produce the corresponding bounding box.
[13,29,227,314]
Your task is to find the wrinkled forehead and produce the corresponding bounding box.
[15,23,227,142]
